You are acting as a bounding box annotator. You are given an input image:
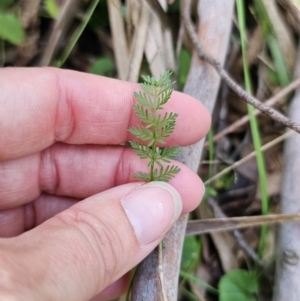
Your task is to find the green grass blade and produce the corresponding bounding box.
[179,270,219,295]
[236,0,269,257]
[56,0,101,67]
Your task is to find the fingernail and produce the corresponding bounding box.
[121,182,182,246]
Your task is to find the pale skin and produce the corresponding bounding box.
[0,68,211,301]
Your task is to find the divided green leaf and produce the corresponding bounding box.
[128,126,153,141]
[132,172,151,181]
[129,141,152,160]
[129,71,181,182]
[134,91,155,109]
[160,146,181,161]
[154,165,181,182]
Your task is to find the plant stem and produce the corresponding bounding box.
[150,107,157,181]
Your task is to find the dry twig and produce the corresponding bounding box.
[186,212,300,235]
[182,6,300,134]
[208,78,300,144]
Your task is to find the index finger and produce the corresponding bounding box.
[0,67,211,160]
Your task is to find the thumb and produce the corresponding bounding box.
[0,182,182,301]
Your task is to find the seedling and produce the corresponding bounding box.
[129,71,181,182]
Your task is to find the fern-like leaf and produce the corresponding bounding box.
[128,126,153,141]
[129,71,181,182]
[132,172,152,181]
[129,141,152,159]
[140,71,175,110]
[134,91,155,109]
[160,146,181,161]
[156,87,173,108]
[153,165,181,182]
[157,122,176,141]
[156,112,178,127]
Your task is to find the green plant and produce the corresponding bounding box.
[236,0,269,257]
[90,57,114,77]
[55,0,100,67]
[0,0,25,45]
[219,269,259,301]
[128,71,181,182]
[44,0,59,19]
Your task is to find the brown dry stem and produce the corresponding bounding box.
[209,78,300,144]
[187,212,300,235]
[182,5,300,134]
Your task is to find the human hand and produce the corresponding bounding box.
[0,68,210,300]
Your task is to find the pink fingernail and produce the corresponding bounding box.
[121,182,182,245]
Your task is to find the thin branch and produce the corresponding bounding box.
[186,212,300,235]
[208,78,300,144]
[182,6,300,134]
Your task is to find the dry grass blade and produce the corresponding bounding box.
[262,0,296,70]
[126,1,151,82]
[186,213,300,235]
[144,0,175,78]
[279,0,300,33]
[205,130,295,185]
[107,0,129,80]
[145,0,173,29]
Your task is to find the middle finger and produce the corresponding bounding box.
[0,143,204,212]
